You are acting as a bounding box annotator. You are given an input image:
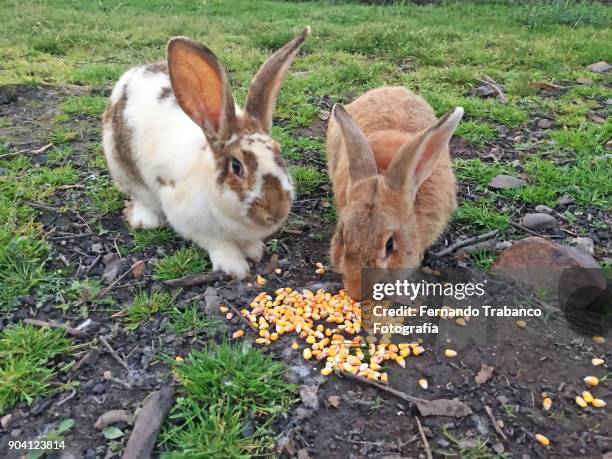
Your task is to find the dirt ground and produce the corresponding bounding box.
[0,84,610,459]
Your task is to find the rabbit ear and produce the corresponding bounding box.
[332,104,378,184]
[245,27,311,133]
[167,37,236,143]
[385,107,463,199]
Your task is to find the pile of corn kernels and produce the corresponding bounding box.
[229,287,426,384]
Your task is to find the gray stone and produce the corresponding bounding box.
[557,195,575,206]
[571,237,595,255]
[537,118,553,129]
[587,61,611,73]
[488,174,527,190]
[576,77,594,85]
[535,205,553,214]
[520,213,557,230]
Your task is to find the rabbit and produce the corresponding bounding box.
[102,27,311,277]
[326,86,463,299]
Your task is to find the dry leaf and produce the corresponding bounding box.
[327,395,342,408]
[416,398,472,417]
[475,364,494,385]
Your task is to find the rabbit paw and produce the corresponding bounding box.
[241,240,265,262]
[124,200,161,229]
[209,244,250,278]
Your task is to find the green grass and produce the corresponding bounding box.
[453,198,510,232]
[166,305,222,335]
[153,247,211,281]
[59,95,107,117]
[130,228,179,251]
[85,176,124,216]
[289,165,328,198]
[125,289,176,331]
[161,341,297,457]
[0,324,72,413]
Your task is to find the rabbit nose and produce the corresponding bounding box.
[345,276,362,301]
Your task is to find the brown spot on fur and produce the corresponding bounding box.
[108,86,144,185]
[158,86,173,101]
[248,174,290,226]
[156,176,175,187]
[145,62,168,74]
[214,144,260,201]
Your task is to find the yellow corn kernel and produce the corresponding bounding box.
[232,330,244,339]
[303,348,312,360]
[315,268,325,275]
[321,367,333,376]
[418,378,428,389]
[347,355,361,366]
[400,348,410,358]
[516,320,527,328]
[592,335,606,343]
[592,399,606,408]
[380,373,388,384]
[315,262,324,269]
[219,306,229,313]
[542,397,552,411]
[395,356,406,368]
[270,332,279,341]
[306,335,316,344]
[584,376,599,387]
[575,395,588,408]
[535,434,550,447]
[582,391,594,403]
[398,343,409,350]
[291,342,299,350]
[456,318,467,326]
[342,362,357,373]
[444,349,457,358]
[255,338,269,345]
[370,362,381,371]
[240,309,248,316]
[274,268,282,274]
[175,356,184,362]
[591,358,604,366]
[413,346,425,356]
[255,275,266,286]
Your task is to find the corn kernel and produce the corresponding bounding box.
[418,378,428,389]
[575,396,588,408]
[303,349,312,360]
[592,399,606,408]
[274,268,282,274]
[321,367,333,376]
[582,391,594,403]
[591,358,604,366]
[175,356,184,362]
[535,434,550,447]
[413,346,425,356]
[542,397,552,410]
[255,338,269,345]
[232,330,244,339]
[219,306,229,313]
[395,356,406,368]
[516,320,527,328]
[255,275,266,286]
[315,268,325,275]
[584,376,599,387]
[592,335,606,343]
[315,262,324,269]
[380,373,388,384]
[270,332,279,341]
[347,355,361,366]
[291,342,299,350]
[444,349,457,358]
[456,318,467,326]
[306,335,316,344]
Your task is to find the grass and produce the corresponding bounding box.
[161,341,297,457]
[453,198,510,232]
[153,247,211,281]
[0,324,72,413]
[85,176,124,216]
[289,165,328,198]
[59,95,107,117]
[130,228,179,251]
[166,305,222,335]
[124,289,176,331]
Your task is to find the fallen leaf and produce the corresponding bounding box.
[131,260,146,278]
[297,449,311,459]
[300,385,319,410]
[101,253,125,285]
[416,398,473,417]
[475,364,495,385]
[532,81,560,90]
[327,395,342,408]
[102,425,124,440]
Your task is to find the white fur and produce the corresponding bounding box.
[102,67,292,277]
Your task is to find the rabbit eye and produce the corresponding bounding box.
[231,157,244,178]
[385,236,394,258]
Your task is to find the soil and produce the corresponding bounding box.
[0,84,610,459]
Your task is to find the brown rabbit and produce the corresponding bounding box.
[326,87,463,300]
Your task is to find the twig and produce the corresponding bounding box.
[23,318,83,337]
[48,233,90,241]
[95,260,147,301]
[480,75,507,103]
[433,229,499,258]
[162,269,228,288]
[484,405,508,440]
[26,201,62,212]
[509,222,557,239]
[227,303,258,331]
[83,254,102,276]
[56,389,77,407]
[415,416,433,459]
[0,143,53,160]
[332,435,383,446]
[99,336,129,370]
[339,371,427,404]
[70,348,100,373]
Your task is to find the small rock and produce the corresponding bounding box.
[1,414,12,430]
[520,213,557,230]
[92,383,106,395]
[512,135,524,144]
[497,395,510,404]
[101,253,125,285]
[103,370,112,380]
[606,139,612,150]
[10,428,21,438]
[576,77,594,85]
[203,287,221,315]
[532,130,547,139]
[84,449,96,459]
[537,118,553,129]
[476,85,497,97]
[534,205,553,214]
[297,449,311,459]
[587,61,611,73]
[493,443,505,454]
[557,195,574,206]
[91,242,104,254]
[571,237,595,255]
[488,174,527,190]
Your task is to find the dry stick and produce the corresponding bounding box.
[162,269,228,288]
[122,386,176,459]
[481,75,508,103]
[509,222,560,239]
[415,416,433,459]
[99,336,129,370]
[228,303,258,331]
[49,233,90,241]
[339,371,427,404]
[23,318,84,337]
[83,254,103,276]
[96,260,147,301]
[432,229,499,258]
[484,405,508,441]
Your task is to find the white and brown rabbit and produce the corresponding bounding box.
[102,28,310,277]
[326,87,463,299]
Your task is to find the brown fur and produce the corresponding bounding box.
[327,87,459,299]
[106,85,144,185]
[144,62,168,74]
[158,86,173,101]
[247,174,291,226]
